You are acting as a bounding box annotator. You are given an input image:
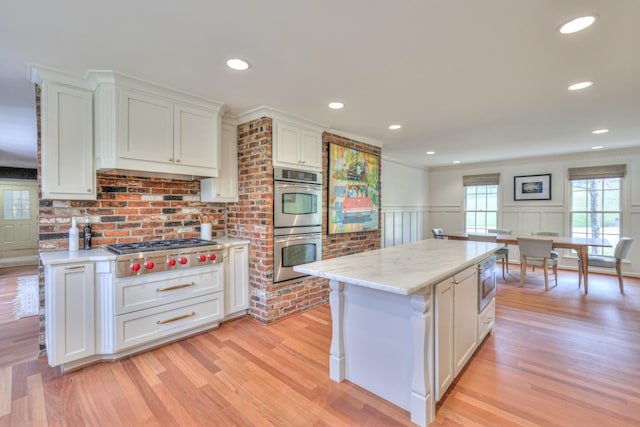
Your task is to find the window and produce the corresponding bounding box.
[463,173,499,233]
[568,164,625,256]
[3,189,31,220]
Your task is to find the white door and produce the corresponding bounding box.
[0,181,38,255]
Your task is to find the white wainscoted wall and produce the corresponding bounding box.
[426,147,640,278]
[381,158,429,248]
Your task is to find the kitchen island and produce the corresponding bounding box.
[294,239,499,427]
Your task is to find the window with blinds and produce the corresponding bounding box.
[463,173,499,233]
[569,164,625,256]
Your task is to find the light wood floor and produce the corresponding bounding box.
[0,266,40,368]
[1,268,639,426]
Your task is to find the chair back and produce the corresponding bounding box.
[468,234,497,242]
[518,237,553,258]
[489,228,512,235]
[614,237,634,260]
[432,228,444,239]
[531,231,560,236]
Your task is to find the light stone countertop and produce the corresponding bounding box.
[39,237,250,266]
[294,239,499,295]
[39,248,116,265]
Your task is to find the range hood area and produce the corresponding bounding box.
[30,65,225,194]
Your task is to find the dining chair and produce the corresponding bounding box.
[517,237,558,291]
[488,228,512,278]
[469,233,507,279]
[432,228,445,239]
[578,237,634,294]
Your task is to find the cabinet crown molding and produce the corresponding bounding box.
[237,105,327,132]
[29,64,92,90]
[86,70,224,112]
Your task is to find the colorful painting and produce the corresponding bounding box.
[328,143,380,234]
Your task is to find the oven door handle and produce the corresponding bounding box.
[276,183,319,191]
[275,235,319,243]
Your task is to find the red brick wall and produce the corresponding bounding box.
[227,118,382,323]
[38,175,226,251]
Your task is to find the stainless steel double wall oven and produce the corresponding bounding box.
[273,167,322,283]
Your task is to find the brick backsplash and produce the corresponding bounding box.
[227,118,382,323]
[38,175,226,251]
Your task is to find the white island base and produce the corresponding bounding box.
[295,239,498,427]
[329,280,434,426]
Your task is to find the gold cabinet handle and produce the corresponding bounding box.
[156,282,195,292]
[156,311,196,325]
[175,158,181,163]
[65,265,85,270]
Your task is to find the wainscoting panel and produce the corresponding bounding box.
[381,207,427,248]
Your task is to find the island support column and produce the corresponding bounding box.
[329,279,345,381]
[410,288,434,427]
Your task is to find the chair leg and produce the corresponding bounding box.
[520,257,526,287]
[616,260,624,294]
[543,259,549,291]
[501,258,505,280]
[552,263,558,289]
[577,259,583,289]
[505,252,509,273]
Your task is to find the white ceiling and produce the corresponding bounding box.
[2,0,640,169]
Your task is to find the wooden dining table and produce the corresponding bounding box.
[441,232,610,294]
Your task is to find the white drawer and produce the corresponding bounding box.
[115,265,223,315]
[115,293,223,351]
[477,297,495,341]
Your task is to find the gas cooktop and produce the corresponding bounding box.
[105,238,220,255]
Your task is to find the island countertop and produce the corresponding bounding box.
[294,239,499,295]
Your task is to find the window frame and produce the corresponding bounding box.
[464,184,499,233]
[569,177,622,256]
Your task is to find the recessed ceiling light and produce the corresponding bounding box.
[592,146,604,150]
[388,124,402,130]
[568,81,593,91]
[328,102,344,110]
[453,160,461,164]
[592,129,609,134]
[226,58,250,71]
[426,151,435,155]
[559,15,597,34]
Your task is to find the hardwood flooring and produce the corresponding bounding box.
[1,268,639,426]
[0,266,40,368]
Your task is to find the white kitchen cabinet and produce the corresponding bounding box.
[225,243,250,318]
[201,119,238,202]
[45,262,96,366]
[273,120,322,171]
[31,67,96,200]
[91,71,223,179]
[478,297,495,342]
[435,265,478,400]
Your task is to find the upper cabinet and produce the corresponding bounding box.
[89,71,224,179]
[30,66,96,200]
[273,119,322,171]
[201,117,238,202]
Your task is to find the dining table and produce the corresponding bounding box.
[441,232,610,294]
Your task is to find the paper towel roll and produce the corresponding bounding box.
[200,223,212,241]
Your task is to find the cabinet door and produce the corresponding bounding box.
[299,129,322,170]
[434,278,454,401]
[453,267,478,375]
[174,104,220,172]
[47,263,95,366]
[119,88,174,164]
[41,82,95,200]
[274,121,302,167]
[201,122,237,202]
[226,244,249,317]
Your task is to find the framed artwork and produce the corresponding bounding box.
[328,143,380,234]
[514,174,551,201]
